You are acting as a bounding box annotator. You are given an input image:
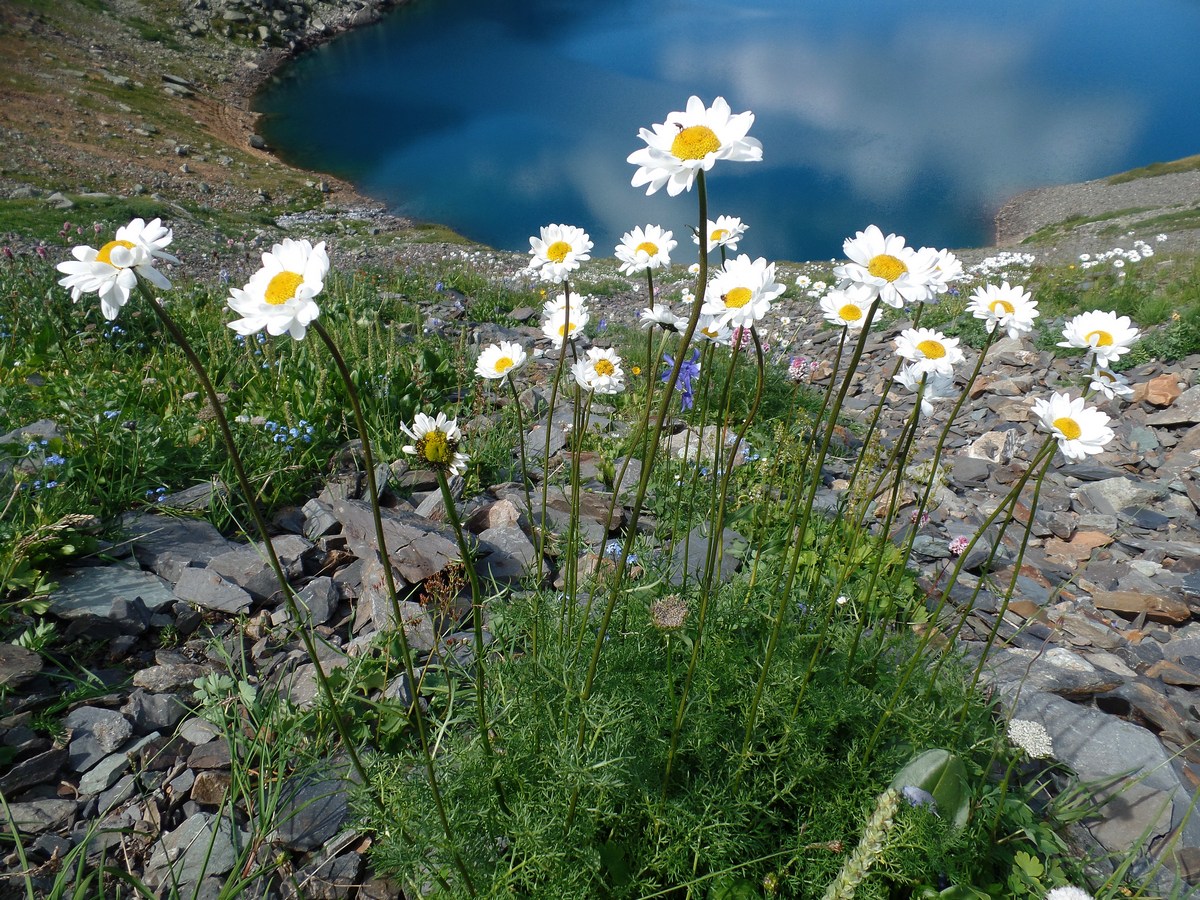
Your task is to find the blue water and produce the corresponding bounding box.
[255,0,1200,261]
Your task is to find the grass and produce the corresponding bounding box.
[1107,154,1200,184]
[1020,208,1154,245]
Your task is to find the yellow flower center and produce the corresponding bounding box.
[1085,329,1114,347]
[916,339,946,359]
[1053,416,1082,440]
[631,366,642,375]
[635,241,659,256]
[557,322,576,338]
[839,303,863,322]
[867,253,908,282]
[989,299,1015,315]
[710,228,728,242]
[545,241,572,263]
[419,431,454,466]
[495,356,514,374]
[671,124,721,160]
[265,271,304,306]
[593,358,615,377]
[724,286,752,309]
[96,239,136,267]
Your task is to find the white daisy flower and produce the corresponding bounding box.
[1088,366,1134,400]
[696,313,733,346]
[542,307,589,347]
[893,364,956,418]
[627,95,762,197]
[1057,310,1139,366]
[894,328,964,376]
[694,215,748,254]
[56,217,178,320]
[527,224,592,283]
[476,341,528,380]
[639,303,685,332]
[835,225,941,308]
[226,238,327,340]
[616,224,676,274]
[1031,392,1114,460]
[572,347,625,394]
[401,411,469,476]
[965,282,1039,339]
[794,274,812,289]
[927,247,964,292]
[1045,888,1093,900]
[819,288,877,330]
[542,292,589,320]
[701,254,785,328]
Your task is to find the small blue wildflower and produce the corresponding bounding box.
[289,427,299,438]
[901,785,938,814]
[256,333,266,344]
[662,349,702,411]
[26,442,37,452]
[45,454,65,467]
[33,480,42,489]
[44,480,58,489]
[104,410,119,419]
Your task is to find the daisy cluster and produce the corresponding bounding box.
[1077,237,1157,271]
[967,250,1036,279]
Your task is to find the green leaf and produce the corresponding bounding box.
[888,748,970,831]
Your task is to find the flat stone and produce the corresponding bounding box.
[190,770,231,806]
[125,512,236,581]
[1014,691,1200,853]
[0,642,43,687]
[1146,385,1200,426]
[1089,781,1175,857]
[333,499,462,584]
[145,813,245,889]
[1091,589,1192,625]
[78,751,131,795]
[132,663,211,693]
[187,740,232,770]
[1079,477,1169,517]
[271,773,350,852]
[122,690,188,733]
[0,747,67,794]
[1147,659,1200,687]
[64,706,132,753]
[668,525,744,587]
[173,567,253,614]
[1044,531,1113,564]
[2,799,77,833]
[292,575,338,626]
[477,525,537,581]
[981,646,1123,698]
[48,566,174,623]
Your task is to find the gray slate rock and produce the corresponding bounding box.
[668,525,745,586]
[64,706,132,753]
[333,498,462,584]
[271,773,351,852]
[0,642,43,687]
[126,513,237,582]
[49,566,175,623]
[145,813,246,889]
[173,567,253,614]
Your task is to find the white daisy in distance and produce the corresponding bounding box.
[694,215,748,254]
[639,303,685,332]
[835,225,940,309]
[475,341,528,380]
[1088,366,1134,400]
[928,247,964,292]
[542,308,589,347]
[1045,888,1093,900]
[819,288,877,331]
[627,95,762,197]
[572,347,625,394]
[966,282,1039,339]
[56,217,178,320]
[894,327,965,376]
[701,254,785,328]
[1031,392,1114,460]
[528,224,592,283]
[1057,310,1139,366]
[227,238,327,340]
[615,224,677,275]
[401,411,469,477]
